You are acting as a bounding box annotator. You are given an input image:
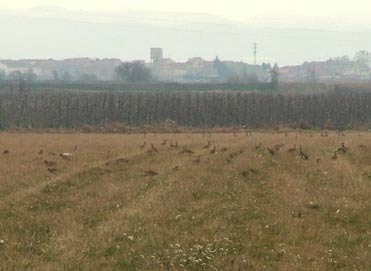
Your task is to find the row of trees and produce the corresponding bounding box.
[52,70,98,82]
[0,70,100,83]
[51,60,274,84]
[50,62,151,83]
[0,69,38,82]
[0,92,370,129]
[114,62,151,82]
[213,57,279,86]
[1,60,273,85]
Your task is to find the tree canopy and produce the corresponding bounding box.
[114,62,151,83]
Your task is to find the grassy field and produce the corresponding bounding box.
[0,131,370,270]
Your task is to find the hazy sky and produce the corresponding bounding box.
[1,0,370,20]
[0,0,370,63]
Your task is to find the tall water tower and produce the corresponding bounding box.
[150,48,163,64]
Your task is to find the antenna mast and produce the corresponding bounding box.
[253,42,257,65]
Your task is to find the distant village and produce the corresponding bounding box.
[0,48,370,83]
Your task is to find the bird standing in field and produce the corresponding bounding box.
[287,144,297,153]
[170,142,179,149]
[267,147,276,156]
[255,143,262,150]
[332,151,338,160]
[59,153,73,160]
[337,143,349,154]
[140,142,146,149]
[179,146,194,154]
[44,160,57,167]
[47,167,58,174]
[151,144,159,153]
[144,170,158,177]
[193,155,201,164]
[203,141,211,149]
[299,146,309,160]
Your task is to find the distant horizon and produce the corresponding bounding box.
[0,53,361,68]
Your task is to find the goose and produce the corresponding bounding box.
[299,146,309,160]
[203,141,211,149]
[144,170,158,177]
[287,144,297,153]
[59,153,72,160]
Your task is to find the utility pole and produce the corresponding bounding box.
[253,42,257,65]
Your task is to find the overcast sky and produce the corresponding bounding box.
[0,0,370,63]
[1,0,370,22]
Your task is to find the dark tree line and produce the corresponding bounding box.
[114,62,151,83]
[0,92,371,129]
[0,81,275,93]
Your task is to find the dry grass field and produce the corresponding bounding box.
[0,131,370,270]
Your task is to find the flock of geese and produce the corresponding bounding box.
[136,134,353,176]
[0,132,354,177]
[1,147,75,174]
